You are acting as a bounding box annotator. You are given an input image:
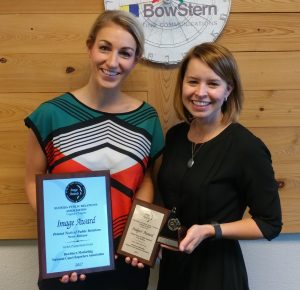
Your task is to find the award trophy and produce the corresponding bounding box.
[157,207,186,249]
[117,199,170,267]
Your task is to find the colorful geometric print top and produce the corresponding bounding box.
[25,93,164,240]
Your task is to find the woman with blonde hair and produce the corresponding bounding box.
[25,10,164,290]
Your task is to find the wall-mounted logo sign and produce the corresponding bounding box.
[104,0,231,65]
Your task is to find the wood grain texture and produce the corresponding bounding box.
[248,127,300,164]
[240,90,300,127]
[219,13,300,51]
[146,65,179,133]
[0,204,37,239]
[1,127,298,195]
[148,89,300,131]
[245,127,300,232]
[0,0,299,13]
[0,0,299,238]
[0,91,147,132]
[0,52,299,93]
[231,0,300,12]
[0,0,104,13]
[0,14,95,53]
[8,90,296,130]
[1,13,299,53]
[0,167,27,204]
[0,53,90,93]
[0,54,148,92]
[0,131,26,167]
[234,51,300,90]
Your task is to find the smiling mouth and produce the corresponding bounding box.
[192,100,211,106]
[100,68,120,77]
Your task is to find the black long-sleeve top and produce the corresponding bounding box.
[157,122,282,290]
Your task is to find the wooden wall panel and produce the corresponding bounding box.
[0,167,27,204]
[0,56,148,92]
[0,204,37,239]
[0,14,94,53]
[0,92,147,131]
[0,0,103,13]
[231,0,300,12]
[220,13,300,51]
[0,0,299,238]
[0,93,61,131]
[0,52,299,93]
[242,127,300,233]
[0,131,26,167]
[249,127,300,164]
[1,128,298,199]
[0,54,90,93]
[240,90,300,127]
[0,0,300,13]
[235,52,300,90]
[1,13,299,53]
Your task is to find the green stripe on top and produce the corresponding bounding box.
[24,92,164,161]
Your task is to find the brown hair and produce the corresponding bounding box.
[174,42,244,124]
[86,10,145,58]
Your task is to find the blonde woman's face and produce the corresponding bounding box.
[88,23,137,90]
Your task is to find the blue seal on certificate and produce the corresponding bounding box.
[65,181,86,203]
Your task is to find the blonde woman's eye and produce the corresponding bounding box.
[99,46,110,51]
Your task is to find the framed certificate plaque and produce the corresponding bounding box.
[117,199,170,267]
[36,171,115,279]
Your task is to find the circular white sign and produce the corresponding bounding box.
[104,0,231,64]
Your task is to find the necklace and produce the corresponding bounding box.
[187,142,204,168]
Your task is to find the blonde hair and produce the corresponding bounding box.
[86,10,145,58]
[174,43,244,124]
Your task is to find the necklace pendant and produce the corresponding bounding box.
[187,158,194,168]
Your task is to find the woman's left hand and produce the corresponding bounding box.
[179,224,214,254]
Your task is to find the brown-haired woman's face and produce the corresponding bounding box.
[182,58,232,123]
[88,23,138,90]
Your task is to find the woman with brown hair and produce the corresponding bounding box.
[157,43,282,290]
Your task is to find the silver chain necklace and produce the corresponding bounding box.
[187,142,204,168]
